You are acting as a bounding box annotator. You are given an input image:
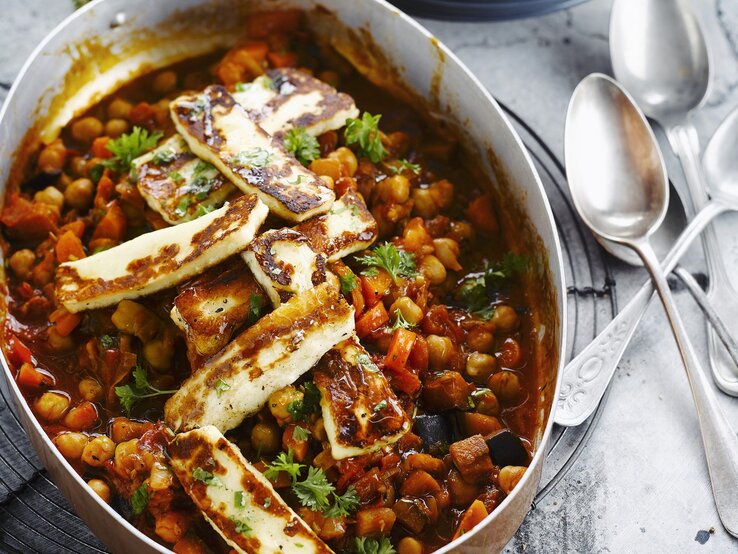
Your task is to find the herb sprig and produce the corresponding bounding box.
[354,536,396,554]
[104,126,162,175]
[284,127,320,166]
[355,243,417,284]
[287,382,322,422]
[114,366,177,414]
[457,252,527,319]
[344,112,387,163]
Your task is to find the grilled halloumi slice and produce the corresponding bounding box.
[169,426,332,554]
[134,135,236,225]
[234,68,359,138]
[165,281,354,432]
[314,336,411,460]
[171,261,268,357]
[171,86,334,222]
[55,194,268,313]
[242,228,326,307]
[295,189,377,262]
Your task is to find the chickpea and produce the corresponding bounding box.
[34,392,70,422]
[330,147,358,177]
[57,172,72,191]
[64,401,99,431]
[114,439,144,477]
[9,249,36,280]
[87,479,111,503]
[34,186,65,211]
[390,296,424,326]
[71,117,104,144]
[398,537,424,554]
[82,435,115,467]
[79,378,103,402]
[46,327,75,352]
[378,174,410,204]
[104,118,129,138]
[310,158,342,181]
[429,179,454,209]
[491,304,519,332]
[143,334,175,370]
[449,220,475,242]
[474,390,500,416]
[488,370,524,405]
[107,97,133,120]
[432,238,462,271]
[419,255,447,285]
[268,386,303,425]
[427,335,454,370]
[38,139,67,174]
[64,178,95,211]
[155,511,191,544]
[465,352,497,384]
[498,465,526,494]
[319,175,335,190]
[250,422,281,455]
[54,432,89,460]
[412,188,438,218]
[69,156,88,178]
[152,70,178,94]
[149,462,174,491]
[467,328,494,353]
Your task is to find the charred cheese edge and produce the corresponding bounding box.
[171,85,334,222]
[242,228,326,307]
[234,68,359,138]
[134,135,236,225]
[295,189,377,262]
[170,262,268,357]
[55,194,268,313]
[165,281,353,432]
[169,426,333,554]
[315,335,411,460]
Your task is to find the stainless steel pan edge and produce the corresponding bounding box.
[0,1,566,552]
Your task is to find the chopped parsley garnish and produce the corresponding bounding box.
[261,76,275,90]
[195,204,215,217]
[324,486,360,518]
[390,159,421,175]
[390,309,416,331]
[114,366,177,415]
[284,127,320,166]
[174,197,192,217]
[104,126,162,174]
[99,334,116,349]
[293,426,311,441]
[264,450,305,482]
[263,497,272,508]
[168,171,185,184]
[356,353,379,373]
[288,175,303,185]
[192,467,222,487]
[287,382,322,422]
[338,272,358,295]
[353,536,396,554]
[152,148,177,165]
[234,490,247,509]
[355,243,417,284]
[235,82,248,92]
[130,483,149,516]
[231,147,272,168]
[373,399,388,413]
[293,466,334,511]
[89,163,105,183]
[344,112,388,163]
[457,252,527,319]
[230,516,252,536]
[215,379,231,397]
[247,294,264,325]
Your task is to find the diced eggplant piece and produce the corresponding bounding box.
[449,434,494,484]
[485,429,530,467]
[413,414,452,449]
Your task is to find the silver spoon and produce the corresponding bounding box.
[565,73,738,537]
[610,0,738,396]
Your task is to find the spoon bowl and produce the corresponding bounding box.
[565,73,669,243]
[704,107,738,197]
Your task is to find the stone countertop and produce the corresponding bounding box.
[2,1,738,552]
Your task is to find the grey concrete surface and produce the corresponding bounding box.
[2,1,738,553]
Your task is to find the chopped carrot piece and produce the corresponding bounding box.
[6,335,34,366]
[466,194,499,235]
[361,270,392,308]
[384,328,417,372]
[267,51,298,68]
[16,362,53,388]
[0,192,59,242]
[91,136,112,159]
[128,102,156,127]
[50,307,83,337]
[452,499,488,539]
[92,201,127,241]
[94,173,115,208]
[245,10,302,38]
[55,230,86,263]
[60,220,86,238]
[356,302,389,339]
[387,366,421,396]
[241,41,269,62]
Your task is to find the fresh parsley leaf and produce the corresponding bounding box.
[89,163,105,183]
[356,353,379,373]
[130,483,149,516]
[234,490,247,508]
[293,466,333,512]
[235,82,249,92]
[292,426,311,441]
[284,127,320,166]
[247,294,264,325]
[192,467,222,487]
[152,149,176,165]
[390,309,416,331]
[354,536,396,554]
[215,379,231,397]
[264,450,305,483]
[389,159,421,175]
[374,399,388,413]
[261,76,275,90]
[104,126,162,174]
[457,252,527,319]
[485,252,528,286]
[263,497,272,508]
[99,335,116,349]
[195,204,215,217]
[287,382,322,422]
[344,112,388,163]
[338,272,358,295]
[114,366,178,415]
[355,243,417,284]
[231,148,272,168]
[168,171,185,184]
[174,197,192,217]
[230,516,252,536]
[288,175,303,185]
[325,486,359,518]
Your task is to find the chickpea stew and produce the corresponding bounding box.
[1,9,548,554]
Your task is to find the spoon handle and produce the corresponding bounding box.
[555,200,728,426]
[632,239,738,538]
